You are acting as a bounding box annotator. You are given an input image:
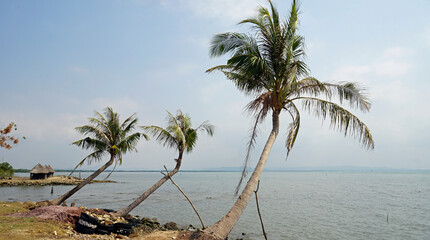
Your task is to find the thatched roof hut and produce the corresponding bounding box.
[45,165,55,173]
[30,163,55,179]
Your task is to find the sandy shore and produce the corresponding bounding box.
[0,175,115,187]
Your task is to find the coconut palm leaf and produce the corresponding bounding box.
[67,149,105,177]
[300,97,374,149]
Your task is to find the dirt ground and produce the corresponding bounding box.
[0,201,218,240]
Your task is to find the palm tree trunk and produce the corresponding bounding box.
[114,152,183,217]
[50,155,115,205]
[203,111,280,239]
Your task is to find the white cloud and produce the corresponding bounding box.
[330,46,412,82]
[373,60,412,77]
[373,47,412,77]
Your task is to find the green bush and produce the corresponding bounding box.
[0,162,14,178]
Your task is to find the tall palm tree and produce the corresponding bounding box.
[50,107,146,205]
[202,0,374,238]
[113,110,214,217]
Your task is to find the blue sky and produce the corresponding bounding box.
[1,0,429,170]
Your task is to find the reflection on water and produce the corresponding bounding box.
[2,171,430,240]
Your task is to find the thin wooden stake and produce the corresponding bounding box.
[163,165,206,229]
[254,180,268,240]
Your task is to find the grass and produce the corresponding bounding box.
[0,201,74,240]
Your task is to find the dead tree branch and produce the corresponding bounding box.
[254,180,268,240]
[163,165,206,229]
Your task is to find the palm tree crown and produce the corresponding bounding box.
[143,110,214,156]
[72,107,147,169]
[208,0,374,189]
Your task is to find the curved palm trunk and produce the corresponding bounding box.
[114,152,183,217]
[203,111,280,239]
[50,155,115,205]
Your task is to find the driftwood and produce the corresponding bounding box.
[254,180,268,240]
[162,165,205,229]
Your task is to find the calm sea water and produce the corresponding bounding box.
[1,171,429,240]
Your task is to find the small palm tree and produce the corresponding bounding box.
[202,0,374,239]
[114,110,214,217]
[51,107,147,205]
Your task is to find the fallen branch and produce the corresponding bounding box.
[163,165,205,229]
[254,180,268,240]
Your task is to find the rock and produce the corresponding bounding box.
[164,222,179,230]
[187,224,197,232]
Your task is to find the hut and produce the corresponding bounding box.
[45,165,55,178]
[30,164,55,179]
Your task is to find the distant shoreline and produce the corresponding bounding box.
[14,168,430,173]
[0,175,115,187]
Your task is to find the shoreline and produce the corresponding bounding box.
[0,175,116,187]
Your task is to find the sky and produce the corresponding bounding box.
[1,0,429,171]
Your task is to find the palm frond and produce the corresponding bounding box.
[235,108,264,195]
[117,132,142,154]
[290,77,329,99]
[236,92,274,194]
[142,125,178,150]
[75,125,110,144]
[209,32,250,58]
[121,113,138,134]
[70,149,106,175]
[284,102,301,156]
[184,129,197,153]
[301,97,374,150]
[324,82,371,112]
[72,137,107,151]
[195,121,215,136]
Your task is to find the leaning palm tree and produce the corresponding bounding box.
[202,0,374,239]
[50,107,147,205]
[113,110,214,217]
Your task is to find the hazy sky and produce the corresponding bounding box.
[1,0,429,170]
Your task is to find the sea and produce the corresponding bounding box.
[1,171,429,240]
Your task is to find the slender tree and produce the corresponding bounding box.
[50,107,147,205]
[114,110,214,217]
[202,0,374,238]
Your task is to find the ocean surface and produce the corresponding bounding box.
[1,171,429,240]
